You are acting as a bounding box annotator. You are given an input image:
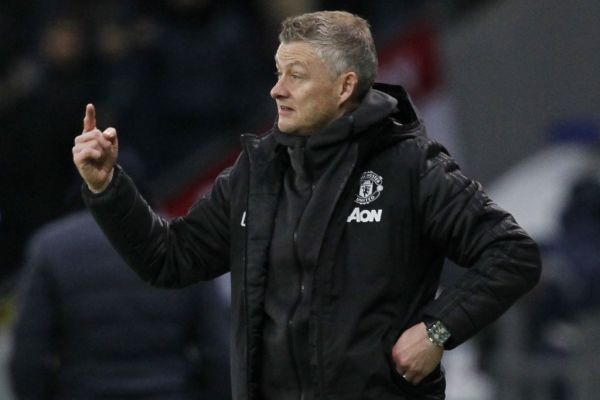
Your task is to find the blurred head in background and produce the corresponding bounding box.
[40,18,84,71]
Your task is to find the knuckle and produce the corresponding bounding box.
[82,148,96,157]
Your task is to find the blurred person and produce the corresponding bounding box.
[72,10,541,400]
[554,172,600,309]
[8,149,231,400]
[509,171,600,400]
[113,0,272,173]
[529,171,600,352]
[0,16,98,281]
[0,1,37,75]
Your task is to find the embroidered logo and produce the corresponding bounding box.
[355,171,384,205]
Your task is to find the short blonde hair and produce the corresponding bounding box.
[279,10,378,98]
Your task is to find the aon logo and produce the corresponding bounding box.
[347,207,383,223]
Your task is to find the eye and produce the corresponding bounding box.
[290,71,306,81]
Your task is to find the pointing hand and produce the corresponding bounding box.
[72,104,119,193]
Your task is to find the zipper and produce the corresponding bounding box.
[286,181,313,400]
[286,143,358,400]
[287,229,306,400]
[241,135,255,399]
[313,150,359,397]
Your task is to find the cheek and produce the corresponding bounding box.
[294,84,338,128]
[311,92,338,117]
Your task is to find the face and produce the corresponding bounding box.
[271,42,345,135]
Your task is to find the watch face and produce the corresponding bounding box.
[427,321,451,346]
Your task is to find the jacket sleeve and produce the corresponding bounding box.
[418,140,542,349]
[9,239,59,399]
[82,163,232,288]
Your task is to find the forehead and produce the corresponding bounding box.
[275,42,321,68]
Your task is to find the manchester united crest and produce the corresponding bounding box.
[355,171,384,205]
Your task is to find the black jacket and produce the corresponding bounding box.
[83,84,541,400]
[10,211,231,400]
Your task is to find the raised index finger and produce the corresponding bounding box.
[83,103,96,132]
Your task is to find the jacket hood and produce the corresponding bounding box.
[371,82,420,126]
[349,87,398,135]
[343,82,422,135]
[302,83,420,149]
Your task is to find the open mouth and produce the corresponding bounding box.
[279,105,294,112]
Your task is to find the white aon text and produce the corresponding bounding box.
[347,207,383,223]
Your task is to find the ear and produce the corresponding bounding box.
[337,72,359,106]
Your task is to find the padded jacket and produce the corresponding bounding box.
[83,84,541,400]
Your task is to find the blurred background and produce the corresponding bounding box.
[1,0,600,398]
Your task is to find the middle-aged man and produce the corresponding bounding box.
[72,10,541,400]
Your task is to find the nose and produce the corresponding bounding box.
[270,78,288,100]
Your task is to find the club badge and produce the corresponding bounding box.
[355,171,384,205]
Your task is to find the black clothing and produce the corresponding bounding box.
[83,84,541,400]
[262,94,399,400]
[262,133,310,399]
[9,211,231,400]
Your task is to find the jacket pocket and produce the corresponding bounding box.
[390,365,445,400]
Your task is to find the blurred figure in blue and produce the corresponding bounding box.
[554,173,600,310]
[8,149,231,400]
[531,172,600,350]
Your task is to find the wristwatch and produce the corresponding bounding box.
[425,320,451,348]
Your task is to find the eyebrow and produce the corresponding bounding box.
[274,59,308,70]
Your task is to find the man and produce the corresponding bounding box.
[9,153,231,399]
[73,10,541,400]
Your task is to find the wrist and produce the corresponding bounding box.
[88,168,114,194]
